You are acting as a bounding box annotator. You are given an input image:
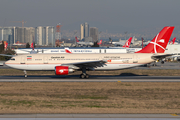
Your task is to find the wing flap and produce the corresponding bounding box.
[62,60,107,69]
[151,54,174,60]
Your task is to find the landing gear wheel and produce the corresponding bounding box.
[85,74,89,79]
[80,74,85,79]
[25,74,27,78]
[23,70,27,78]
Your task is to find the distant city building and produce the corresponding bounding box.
[35,26,55,46]
[24,27,35,44]
[0,27,14,45]
[80,24,84,40]
[80,22,89,40]
[90,27,98,42]
[84,37,93,42]
[46,26,55,46]
[35,26,43,45]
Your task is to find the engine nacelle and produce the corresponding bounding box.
[55,66,74,75]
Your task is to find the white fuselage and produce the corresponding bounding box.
[5,53,156,71]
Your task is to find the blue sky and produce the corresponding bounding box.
[0,0,180,34]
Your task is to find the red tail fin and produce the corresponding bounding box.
[135,26,174,53]
[31,42,34,50]
[123,37,132,48]
[172,37,176,44]
[97,40,102,45]
[4,42,8,49]
[169,37,176,44]
[75,37,79,42]
[65,48,72,53]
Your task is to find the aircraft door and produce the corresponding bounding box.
[20,57,25,64]
[43,56,48,64]
[133,55,138,63]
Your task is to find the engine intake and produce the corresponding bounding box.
[55,66,73,75]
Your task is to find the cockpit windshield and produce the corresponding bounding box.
[10,58,15,61]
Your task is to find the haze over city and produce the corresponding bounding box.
[0,0,180,39]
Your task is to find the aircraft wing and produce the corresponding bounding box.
[0,54,14,57]
[151,54,174,60]
[61,60,107,69]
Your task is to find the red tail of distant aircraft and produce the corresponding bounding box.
[75,37,79,42]
[31,42,34,50]
[136,26,174,53]
[97,40,102,45]
[169,37,176,44]
[4,42,8,49]
[122,37,132,48]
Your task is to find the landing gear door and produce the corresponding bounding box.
[43,56,48,64]
[20,57,25,64]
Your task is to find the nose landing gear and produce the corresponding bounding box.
[23,70,27,78]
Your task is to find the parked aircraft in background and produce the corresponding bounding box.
[110,37,134,46]
[5,26,174,78]
[75,37,93,47]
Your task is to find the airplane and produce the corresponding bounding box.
[75,37,94,47]
[169,37,176,44]
[110,37,134,47]
[5,26,174,79]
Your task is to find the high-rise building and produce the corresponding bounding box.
[80,24,84,40]
[0,27,14,45]
[90,27,98,42]
[84,22,89,38]
[46,26,55,46]
[35,26,43,45]
[80,22,89,40]
[35,26,55,46]
[24,27,35,44]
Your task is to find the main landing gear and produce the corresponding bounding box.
[80,68,89,79]
[23,70,27,78]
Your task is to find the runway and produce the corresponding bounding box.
[1,75,180,82]
[0,114,179,118]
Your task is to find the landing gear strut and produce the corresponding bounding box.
[80,68,89,79]
[153,61,157,66]
[23,70,27,78]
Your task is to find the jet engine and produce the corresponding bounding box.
[55,66,74,75]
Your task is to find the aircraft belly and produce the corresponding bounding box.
[8,64,56,71]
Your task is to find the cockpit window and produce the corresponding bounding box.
[10,58,15,61]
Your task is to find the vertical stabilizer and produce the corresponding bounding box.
[135,26,174,53]
[123,37,132,48]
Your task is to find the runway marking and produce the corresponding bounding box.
[171,114,179,116]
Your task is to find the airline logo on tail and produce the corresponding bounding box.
[136,26,174,53]
[97,40,102,45]
[123,37,132,48]
[75,37,79,42]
